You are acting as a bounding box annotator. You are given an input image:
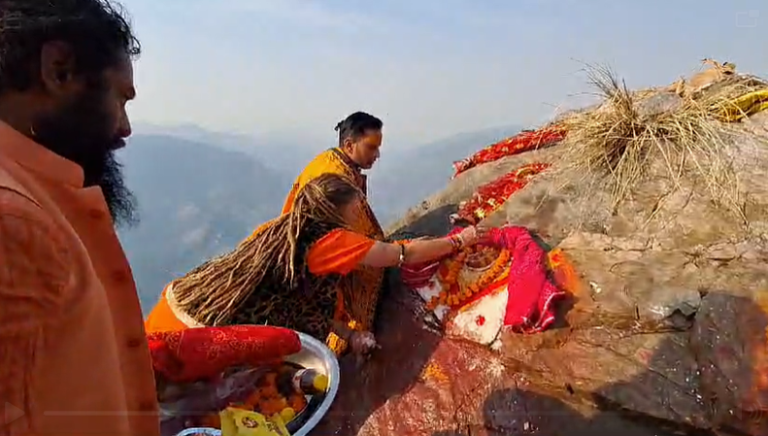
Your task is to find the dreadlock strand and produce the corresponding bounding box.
[170,173,362,326]
[284,206,304,284]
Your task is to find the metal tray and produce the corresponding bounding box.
[283,332,340,436]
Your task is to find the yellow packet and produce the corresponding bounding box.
[219,407,290,436]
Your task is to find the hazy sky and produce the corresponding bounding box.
[122,0,765,146]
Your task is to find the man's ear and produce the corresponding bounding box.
[341,137,354,151]
[39,41,77,95]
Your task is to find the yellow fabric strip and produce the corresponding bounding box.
[712,89,768,122]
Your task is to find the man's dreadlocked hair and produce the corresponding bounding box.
[172,173,363,326]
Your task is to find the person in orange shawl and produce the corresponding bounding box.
[248,111,387,353]
[145,174,486,355]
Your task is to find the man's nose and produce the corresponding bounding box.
[118,116,132,138]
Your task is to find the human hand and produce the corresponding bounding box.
[457,226,477,246]
[349,331,378,355]
[475,226,492,244]
[458,225,491,247]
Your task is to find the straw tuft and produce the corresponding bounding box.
[554,64,768,219]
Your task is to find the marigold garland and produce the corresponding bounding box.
[452,126,566,178]
[456,162,551,225]
[425,246,510,311]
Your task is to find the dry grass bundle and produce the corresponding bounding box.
[555,64,759,218]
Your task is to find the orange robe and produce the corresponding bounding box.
[0,122,158,436]
[270,148,386,354]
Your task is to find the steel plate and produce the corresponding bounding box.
[283,332,340,436]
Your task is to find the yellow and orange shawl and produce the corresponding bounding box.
[247,148,385,354]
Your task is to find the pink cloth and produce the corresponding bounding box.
[402,226,565,333]
[487,226,565,332]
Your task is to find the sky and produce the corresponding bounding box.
[121,0,766,147]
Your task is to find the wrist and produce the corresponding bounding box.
[396,241,407,266]
[448,234,464,251]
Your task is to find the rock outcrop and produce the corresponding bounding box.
[313,84,768,435]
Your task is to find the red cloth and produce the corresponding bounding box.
[147,325,302,383]
[452,126,566,177]
[454,163,550,225]
[487,226,565,333]
[400,236,455,289]
[400,261,441,288]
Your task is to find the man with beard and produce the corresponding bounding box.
[0,1,158,435]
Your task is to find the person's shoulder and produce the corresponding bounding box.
[0,187,76,327]
[0,182,48,227]
[306,149,338,168]
[297,149,344,181]
[303,148,333,164]
[316,148,336,158]
[0,185,73,268]
[0,157,66,223]
[0,158,40,202]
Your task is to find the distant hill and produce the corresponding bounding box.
[133,122,321,172]
[119,125,523,311]
[117,134,290,309]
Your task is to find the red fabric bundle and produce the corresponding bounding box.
[452,126,566,178]
[487,226,565,333]
[399,236,453,289]
[147,325,302,383]
[454,163,550,225]
[400,261,441,289]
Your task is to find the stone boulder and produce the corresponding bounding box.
[312,105,768,435]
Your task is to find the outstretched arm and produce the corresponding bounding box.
[306,226,486,275]
[361,227,483,267]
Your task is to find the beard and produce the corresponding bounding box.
[32,78,138,228]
